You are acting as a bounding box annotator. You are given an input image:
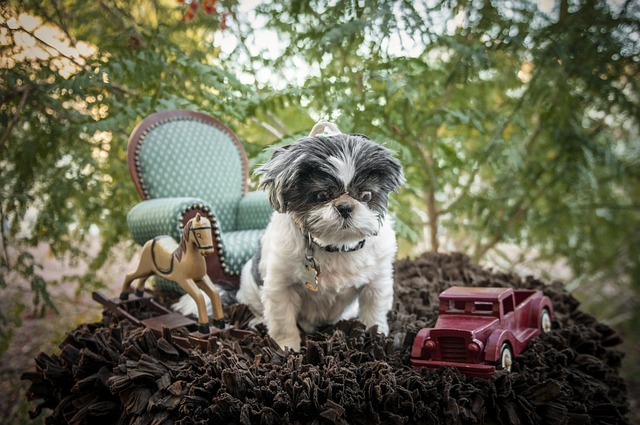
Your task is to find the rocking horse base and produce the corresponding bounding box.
[92,291,248,353]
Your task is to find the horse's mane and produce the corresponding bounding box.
[174,219,192,262]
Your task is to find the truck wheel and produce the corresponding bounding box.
[540,308,552,333]
[497,343,513,372]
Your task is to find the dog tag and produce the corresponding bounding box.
[303,256,320,292]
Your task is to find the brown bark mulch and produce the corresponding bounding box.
[21,252,629,424]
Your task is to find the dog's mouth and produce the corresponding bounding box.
[307,220,372,247]
[340,218,354,230]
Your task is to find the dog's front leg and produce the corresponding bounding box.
[262,283,303,351]
[357,270,394,335]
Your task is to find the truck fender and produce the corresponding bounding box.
[529,296,554,328]
[484,329,514,363]
[411,328,432,359]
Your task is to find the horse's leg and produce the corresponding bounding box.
[120,272,134,300]
[196,276,225,328]
[120,246,153,300]
[120,270,152,300]
[179,278,210,334]
[134,276,149,297]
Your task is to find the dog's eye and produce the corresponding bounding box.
[315,192,329,203]
[359,191,372,202]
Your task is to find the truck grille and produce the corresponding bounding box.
[438,337,467,362]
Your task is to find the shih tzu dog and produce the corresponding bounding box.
[236,122,404,351]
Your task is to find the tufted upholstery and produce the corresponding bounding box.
[126,110,272,292]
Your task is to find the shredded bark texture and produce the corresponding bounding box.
[22,253,629,424]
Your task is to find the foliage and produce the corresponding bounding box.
[0,0,271,352]
[252,0,640,292]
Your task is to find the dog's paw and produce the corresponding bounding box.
[275,337,301,352]
[377,321,390,335]
[247,316,265,330]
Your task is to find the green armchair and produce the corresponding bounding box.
[126,110,272,291]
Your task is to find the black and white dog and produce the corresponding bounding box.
[236,123,404,350]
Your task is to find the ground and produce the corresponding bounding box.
[10,251,637,424]
[0,240,136,424]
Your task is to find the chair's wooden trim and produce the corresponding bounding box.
[127,110,249,200]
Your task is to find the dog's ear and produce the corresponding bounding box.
[373,144,405,194]
[255,145,295,213]
[351,137,405,195]
[385,153,405,193]
[348,133,371,140]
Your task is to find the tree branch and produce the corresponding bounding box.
[473,168,561,261]
[0,202,10,265]
[0,85,31,150]
[19,25,89,71]
[250,117,283,139]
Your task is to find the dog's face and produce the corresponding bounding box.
[257,134,404,246]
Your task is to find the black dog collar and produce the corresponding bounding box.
[310,236,366,253]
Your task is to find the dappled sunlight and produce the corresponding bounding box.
[0,10,96,77]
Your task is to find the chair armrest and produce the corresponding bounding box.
[127,197,216,244]
[235,191,273,230]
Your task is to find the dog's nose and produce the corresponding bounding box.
[336,202,353,218]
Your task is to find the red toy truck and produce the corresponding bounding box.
[410,286,554,378]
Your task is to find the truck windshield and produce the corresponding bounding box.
[447,300,465,312]
[474,302,494,313]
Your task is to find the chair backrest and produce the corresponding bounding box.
[128,110,248,232]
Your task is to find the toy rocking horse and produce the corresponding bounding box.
[120,214,224,333]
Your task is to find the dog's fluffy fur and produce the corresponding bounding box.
[237,131,404,351]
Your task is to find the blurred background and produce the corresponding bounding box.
[1,0,638,423]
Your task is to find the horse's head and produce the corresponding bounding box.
[188,214,215,256]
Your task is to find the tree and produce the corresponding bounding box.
[251,0,639,282]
